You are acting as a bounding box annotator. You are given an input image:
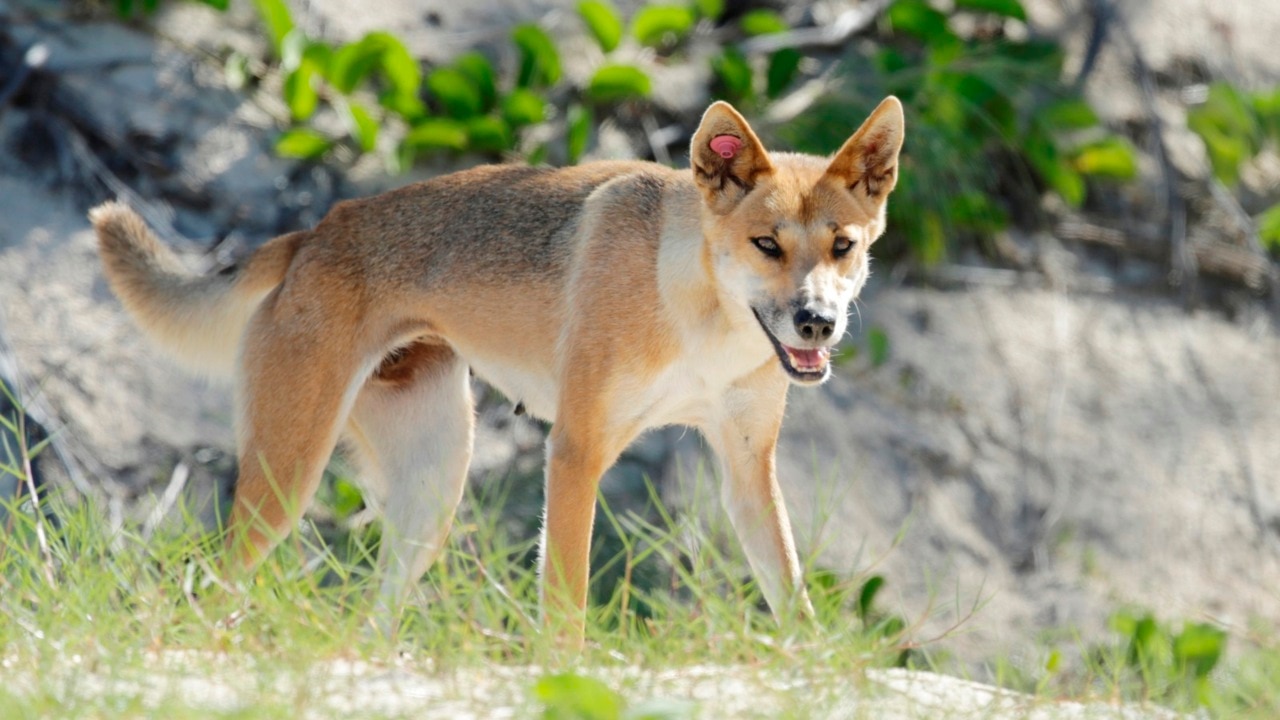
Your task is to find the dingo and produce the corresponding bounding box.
[91,97,904,645]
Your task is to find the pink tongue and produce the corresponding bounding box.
[787,347,825,368]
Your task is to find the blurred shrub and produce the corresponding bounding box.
[113,0,1140,265]
[777,0,1136,263]
[1187,82,1280,253]
[1094,610,1227,709]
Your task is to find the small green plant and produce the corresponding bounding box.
[709,8,804,106]
[1098,610,1228,708]
[1187,82,1280,252]
[534,672,694,720]
[251,0,556,167]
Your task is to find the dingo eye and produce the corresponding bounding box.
[833,236,854,258]
[751,236,782,259]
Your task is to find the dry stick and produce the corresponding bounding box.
[142,461,190,542]
[15,405,56,589]
[738,0,892,54]
[1057,220,1272,288]
[0,42,47,111]
[1206,179,1280,304]
[1110,6,1195,303]
[463,533,536,629]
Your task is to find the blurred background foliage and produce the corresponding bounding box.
[103,0,1209,268]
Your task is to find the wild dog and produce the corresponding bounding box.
[91,97,904,645]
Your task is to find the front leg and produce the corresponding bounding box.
[705,363,814,620]
[539,418,627,648]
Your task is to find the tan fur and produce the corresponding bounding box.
[92,98,905,647]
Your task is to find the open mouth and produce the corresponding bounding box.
[751,309,832,383]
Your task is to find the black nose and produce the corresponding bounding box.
[794,308,835,341]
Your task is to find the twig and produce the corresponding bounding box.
[463,533,536,628]
[1206,179,1280,297]
[15,398,57,589]
[739,0,892,54]
[0,42,47,112]
[1073,0,1113,90]
[1058,220,1271,289]
[142,461,190,541]
[925,263,1115,293]
[1110,4,1195,301]
[641,112,672,167]
[52,115,182,244]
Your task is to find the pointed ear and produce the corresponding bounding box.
[690,101,774,213]
[824,96,905,203]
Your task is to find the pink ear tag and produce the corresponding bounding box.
[710,134,742,159]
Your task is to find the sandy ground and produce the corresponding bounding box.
[8,650,1181,719]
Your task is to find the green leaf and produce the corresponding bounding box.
[282,65,319,121]
[693,0,723,20]
[374,32,422,102]
[534,672,623,720]
[455,52,498,113]
[914,210,948,263]
[1257,203,1280,252]
[327,32,421,102]
[766,48,802,99]
[331,477,365,519]
[887,0,954,45]
[867,327,890,367]
[328,40,382,93]
[280,29,309,72]
[527,143,550,166]
[578,0,624,53]
[224,52,249,91]
[1072,136,1138,179]
[427,68,483,119]
[857,575,885,622]
[740,9,788,36]
[251,0,295,56]
[1044,649,1062,674]
[1173,623,1226,679]
[115,0,133,18]
[502,89,548,127]
[1253,88,1280,144]
[567,104,593,164]
[1188,82,1261,184]
[198,0,230,9]
[631,5,695,47]
[1195,127,1251,185]
[403,118,469,151]
[1039,97,1099,130]
[343,101,378,152]
[513,24,562,88]
[275,128,331,160]
[586,64,651,103]
[466,115,513,153]
[379,90,427,121]
[711,47,753,103]
[948,191,1008,233]
[1024,127,1085,207]
[954,0,1026,20]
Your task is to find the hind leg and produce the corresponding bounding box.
[225,288,374,573]
[346,343,474,631]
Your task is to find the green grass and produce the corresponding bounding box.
[3,393,1279,717]
[0,459,913,719]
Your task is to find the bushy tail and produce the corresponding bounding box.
[90,202,301,378]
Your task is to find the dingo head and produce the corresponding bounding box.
[691,97,904,385]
